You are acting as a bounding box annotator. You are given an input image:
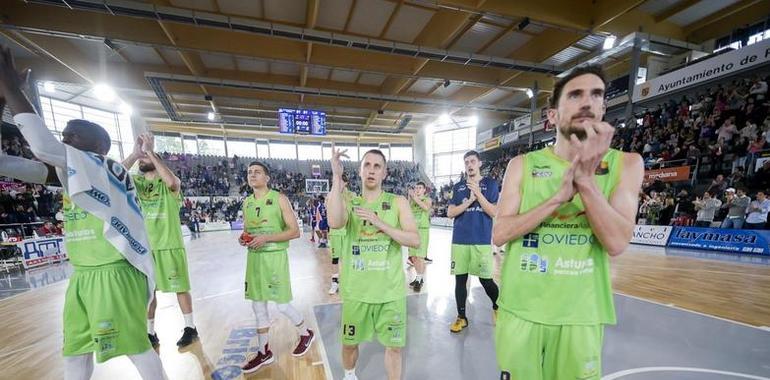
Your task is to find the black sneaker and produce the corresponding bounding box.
[413,279,424,292]
[409,279,418,287]
[424,257,433,264]
[176,327,199,347]
[148,333,160,349]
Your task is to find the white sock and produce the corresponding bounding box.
[344,368,356,378]
[147,319,156,335]
[258,332,269,354]
[183,313,195,328]
[415,274,423,282]
[64,354,94,380]
[295,320,308,335]
[128,350,167,380]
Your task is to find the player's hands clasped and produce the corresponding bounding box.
[570,121,615,181]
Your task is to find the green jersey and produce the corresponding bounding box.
[341,191,405,303]
[409,195,430,229]
[500,147,623,325]
[62,194,125,267]
[242,189,289,252]
[133,175,184,250]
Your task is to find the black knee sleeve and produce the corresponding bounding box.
[455,274,469,317]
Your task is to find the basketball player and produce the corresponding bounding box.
[407,181,432,291]
[316,195,329,248]
[123,133,198,348]
[308,199,317,243]
[447,150,500,333]
[328,173,351,295]
[327,147,419,380]
[239,161,314,373]
[492,65,643,380]
[0,47,166,379]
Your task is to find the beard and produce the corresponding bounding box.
[138,162,156,173]
[557,110,599,141]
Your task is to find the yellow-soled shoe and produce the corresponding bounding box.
[450,317,468,333]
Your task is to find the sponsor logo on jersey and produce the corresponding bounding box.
[382,202,391,210]
[520,253,548,273]
[531,165,552,178]
[266,199,273,205]
[594,160,609,175]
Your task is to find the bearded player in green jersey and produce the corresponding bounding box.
[328,147,419,380]
[492,65,643,380]
[239,161,315,374]
[123,132,199,349]
[328,173,352,295]
[407,182,432,292]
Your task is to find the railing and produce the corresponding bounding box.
[0,222,44,241]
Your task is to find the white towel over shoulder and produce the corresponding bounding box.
[65,145,155,299]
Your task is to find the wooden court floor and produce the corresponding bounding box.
[0,227,768,379]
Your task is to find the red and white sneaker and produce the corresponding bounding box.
[291,329,315,357]
[242,345,275,374]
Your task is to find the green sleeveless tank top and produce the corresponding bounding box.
[133,175,184,250]
[63,194,126,267]
[341,191,405,303]
[242,189,289,252]
[500,147,623,325]
[410,195,430,229]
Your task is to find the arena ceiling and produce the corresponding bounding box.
[0,0,768,141]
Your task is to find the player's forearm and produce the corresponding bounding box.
[121,151,141,171]
[447,200,471,218]
[576,179,634,256]
[12,113,66,168]
[148,152,180,192]
[377,223,420,248]
[415,198,432,212]
[476,195,497,218]
[0,155,48,184]
[328,174,347,229]
[492,196,561,246]
[265,226,300,242]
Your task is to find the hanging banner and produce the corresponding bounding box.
[502,131,519,145]
[483,137,501,151]
[477,129,493,143]
[633,38,770,102]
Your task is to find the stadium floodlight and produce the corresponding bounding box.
[119,102,132,115]
[439,113,451,124]
[207,111,216,121]
[94,83,116,102]
[603,35,617,50]
[468,115,479,127]
[525,89,534,99]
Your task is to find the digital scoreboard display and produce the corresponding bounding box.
[278,108,326,135]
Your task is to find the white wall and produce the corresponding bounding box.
[413,127,431,181]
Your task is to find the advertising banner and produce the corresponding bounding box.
[644,166,690,184]
[17,236,68,269]
[477,129,493,143]
[502,131,519,145]
[633,38,770,102]
[631,225,673,246]
[199,221,232,232]
[483,137,501,151]
[668,227,770,255]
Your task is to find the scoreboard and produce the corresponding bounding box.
[278,108,326,135]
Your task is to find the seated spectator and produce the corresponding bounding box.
[37,220,62,236]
